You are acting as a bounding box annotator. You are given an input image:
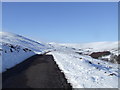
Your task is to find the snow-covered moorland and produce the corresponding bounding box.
[0,32,51,72]
[0,32,51,53]
[48,42,119,88]
[0,32,119,88]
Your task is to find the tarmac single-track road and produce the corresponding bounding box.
[2,54,72,89]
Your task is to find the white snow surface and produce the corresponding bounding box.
[0,32,119,88]
[49,41,119,55]
[49,50,119,88]
[0,32,51,72]
[59,41,118,50]
[48,42,119,88]
[0,32,51,53]
[1,43,35,72]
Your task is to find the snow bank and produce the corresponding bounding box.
[49,50,119,88]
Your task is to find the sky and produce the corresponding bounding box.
[2,2,118,43]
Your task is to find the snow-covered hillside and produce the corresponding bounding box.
[0,43,35,72]
[48,42,119,88]
[60,42,118,50]
[1,31,119,88]
[51,41,118,55]
[0,32,51,72]
[49,42,119,63]
[0,32,51,53]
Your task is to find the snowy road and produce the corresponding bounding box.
[2,54,72,88]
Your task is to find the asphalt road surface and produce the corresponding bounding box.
[2,54,72,89]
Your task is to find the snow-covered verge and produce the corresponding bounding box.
[49,51,119,88]
[48,42,119,88]
[0,32,51,72]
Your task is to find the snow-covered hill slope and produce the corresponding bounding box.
[49,42,119,63]
[0,32,51,72]
[50,41,118,55]
[60,41,118,50]
[0,32,51,53]
[0,43,35,72]
[48,42,119,88]
[0,31,119,88]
